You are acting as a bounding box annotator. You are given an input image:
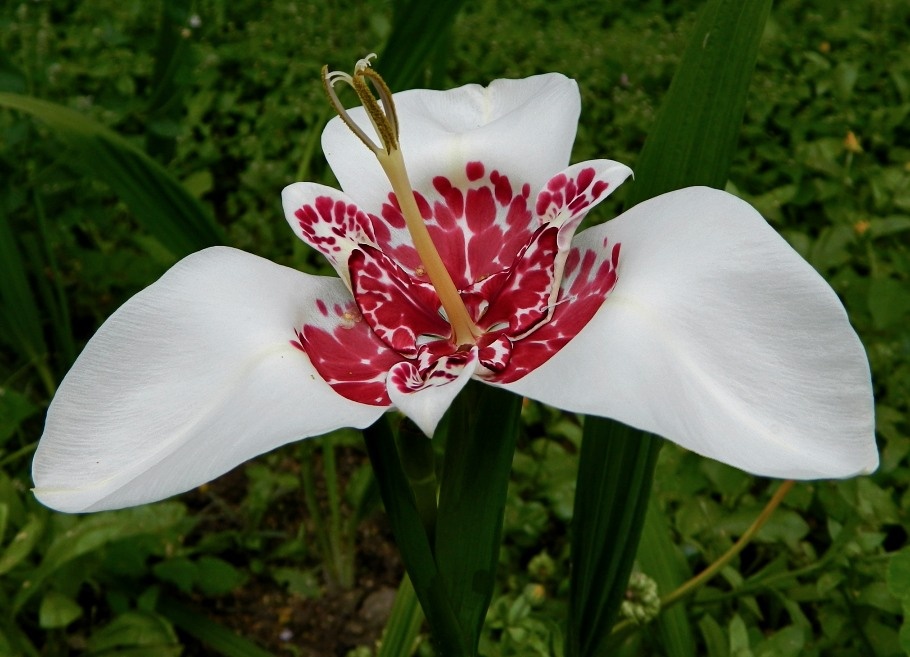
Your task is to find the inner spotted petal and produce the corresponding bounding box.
[477,333,513,373]
[349,245,450,358]
[282,183,379,287]
[371,161,537,289]
[387,348,480,436]
[468,225,560,338]
[535,160,633,249]
[484,239,621,384]
[292,298,402,407]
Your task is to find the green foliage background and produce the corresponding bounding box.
[1,0,909,655]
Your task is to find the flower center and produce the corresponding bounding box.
[322,56,482,347]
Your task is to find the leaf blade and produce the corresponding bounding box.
[568,1,773,654]
[0,92,224,257]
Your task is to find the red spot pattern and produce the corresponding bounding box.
[293,309,400,406]
[374,162,535,288]
[292,160,621,406]
[349,246,448,357]
[535,165,609,229]
[487,242,620,384]
[470,225,559,337]
[293,195,377,265]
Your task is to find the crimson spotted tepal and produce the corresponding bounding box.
[33,64,877,513]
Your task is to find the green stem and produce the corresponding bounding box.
[363,418,470,656]
[300,443,338,588]
[378,574,424,657]
[322,435,352,588]
[611,480,795,637]
[667,480,794,608]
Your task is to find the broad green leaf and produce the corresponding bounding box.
[38,591,83,629]
[13,503,186,611]
[754,626,805,657]
[568,1,772,655]
[152,557,197,594]
[868,277,910,330]
[0,386,40,445]
[0,93,224,258]
[863,618,903,657]
[196,555,247,596]
[435,382,522,653]
[699,615,729,657]
[271,567,322,599]
[152,554,245,598]
[0,513,44,576]
[85,611,181,657]
[887,547,910,600]
[728,614,752,657]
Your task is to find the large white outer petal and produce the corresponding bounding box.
[323,73,580,212]
[33,247,386,512]
[501,188,877,479]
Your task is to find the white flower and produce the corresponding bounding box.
[32,72,877,513]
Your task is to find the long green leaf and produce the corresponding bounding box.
[363,417,469,656]
[623,0,773,206]
[568,422,661,657]
[378,575,424,657]
[435,382,522,653]
[380,0,466,90]
[567,1,773,655]
[158,597,276,657]
[0,206,49,381]
[634,497,697,656]
[0,93,224,257]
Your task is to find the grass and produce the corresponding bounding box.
[1,0,909,655]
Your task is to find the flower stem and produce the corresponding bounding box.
[301,442,342,589]
[611,479,795,637]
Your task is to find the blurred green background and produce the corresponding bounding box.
[1,0,909,655]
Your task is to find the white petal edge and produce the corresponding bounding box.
[500,187,877,479]
[323,73,581,213]
[388,352,479,437]
[33,247,386,512]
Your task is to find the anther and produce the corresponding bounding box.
[321,56,482,347]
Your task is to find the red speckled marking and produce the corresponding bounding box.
[292,301,400,406]
[291,160,624,406]
[292,194,378,268]
[487,241,620,384]
[470,225,559,337]
[350,246,448,357]
[375,162,535,289]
